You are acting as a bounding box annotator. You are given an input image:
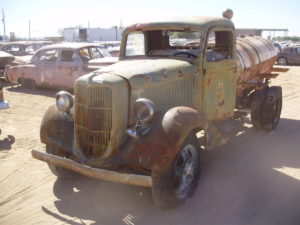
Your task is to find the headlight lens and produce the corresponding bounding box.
[55,91,73,112]
[133,98,155,124]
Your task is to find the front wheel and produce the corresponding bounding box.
[151,133,201,208]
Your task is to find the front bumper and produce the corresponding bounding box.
[31,150,153,187]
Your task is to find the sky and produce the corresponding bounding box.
[0,0,299,39]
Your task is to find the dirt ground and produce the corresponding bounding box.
[1,66,300,225]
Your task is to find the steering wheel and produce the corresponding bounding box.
[174,52,197,59]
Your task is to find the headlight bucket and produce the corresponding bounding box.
[133,98,155,124]
[55,91,74,113]
[127,98,155,137]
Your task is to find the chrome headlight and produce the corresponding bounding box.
[133,98,155,124]
[55,91,73,113]
[127,98,155,137]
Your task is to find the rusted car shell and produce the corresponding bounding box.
[0,51,14,77]
[5,43,117,89]
[236,36,277,85]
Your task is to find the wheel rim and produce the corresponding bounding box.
[174,144,198,199]
[272,98,281,124]
[278,58,286,65]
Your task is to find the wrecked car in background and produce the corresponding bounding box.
[1,41,54,66]
[5,43,117,90]
[32,10,285,208]
[1,41,52,56]
[277,45,300,65]
[0,51,14,77]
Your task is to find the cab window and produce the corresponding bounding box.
[38,49,59,62]
[126,32,145,56]
[206,31,233,62]
[60,50,76,62]
[90,47,102,59]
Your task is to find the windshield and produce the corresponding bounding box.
[97,47,112,57]
[125,30,202,59]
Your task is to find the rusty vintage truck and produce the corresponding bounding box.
[32,13,285,208]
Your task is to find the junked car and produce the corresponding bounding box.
[277,45,300,65]
[1,41,53,65]
[0,51,14,77]
[1,41,52,56]
[5,43,118,90]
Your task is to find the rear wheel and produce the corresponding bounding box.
[277,57,287,65]
[20,78,37,90]
[251,86,282,130]
[151,133,201,208]
[262,86,282,130]
[250,89,266,129]
[46,145,76,178]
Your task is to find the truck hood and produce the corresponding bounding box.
[92,58,196,88]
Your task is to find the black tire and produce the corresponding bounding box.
[277,57,287,65]
[262,86,282,130]
[46,145,76,178]
[151,133,201,208]
[250,89,266,129]
[20,78,37,90]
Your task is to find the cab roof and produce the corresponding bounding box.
[40,43,99,51]
[125,16,235,32]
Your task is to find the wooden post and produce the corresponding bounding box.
[0,78,9,109]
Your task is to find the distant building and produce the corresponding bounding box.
[63,27,124,42]
[236,28,288,39]
[44,35,64,43]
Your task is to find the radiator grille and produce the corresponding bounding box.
[75,83,112,158]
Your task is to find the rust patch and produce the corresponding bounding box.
[208,77,212,87]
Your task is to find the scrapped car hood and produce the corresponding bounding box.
[93,58,196,88]
[0,51,15,67]
[88,57,119,67]
[14,55,33,65]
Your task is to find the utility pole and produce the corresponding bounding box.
[29,20,31,40]
[88,21,90,28]
[2,9,6,38]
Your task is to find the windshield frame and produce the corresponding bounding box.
[121,28,203,62]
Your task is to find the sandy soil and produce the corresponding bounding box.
[1,66,300,225]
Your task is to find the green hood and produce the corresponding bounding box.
[93,58,197,88]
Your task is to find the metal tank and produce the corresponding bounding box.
[236,36,277,87]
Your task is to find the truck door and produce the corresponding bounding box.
[202,29,237,121]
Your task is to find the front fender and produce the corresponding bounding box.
[40,105,74,154]
[118,106,210,171]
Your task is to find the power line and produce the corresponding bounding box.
[2,9,6,38]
